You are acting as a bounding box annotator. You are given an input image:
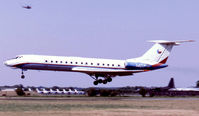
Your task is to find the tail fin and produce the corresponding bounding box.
[139,40,194,64]
[168,78,175,88]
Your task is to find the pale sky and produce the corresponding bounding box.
[0,0,198,87]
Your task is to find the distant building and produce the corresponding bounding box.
[1,88,16,92]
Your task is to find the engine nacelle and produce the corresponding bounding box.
[125,62,168,70]
[125,62,151,70]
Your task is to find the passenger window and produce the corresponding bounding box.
[71,62,73,64]
[56,61,58,63]
[91,63,93,65]
[112,64,114,66]
[81,62,83,64]
[118,64,120,67]
[102,64,105,66]
[45,60,48,62]
[51,61,53,63]
[85,62,88,65]
[60,61,63,63]
[97,63,100,66]
[107,64,109,66]
[75,62,78,64]
[65,61,67,64]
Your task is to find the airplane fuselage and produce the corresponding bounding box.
[4,55,167,77]
[11,55,126,72]
[5,40,192,85]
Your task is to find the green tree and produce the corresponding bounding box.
[99,89,111,97]
[110,90,119,97]
[87,88,98,97]
[139,88,148,97]
[15,88,25,96]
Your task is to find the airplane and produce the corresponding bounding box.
[74,89,85,95]
[68,89,75,94]
[22,5,32,9]
[42,88,51,94]
[28,88,32,92]
[63,89,70,94]
[36,88,44,94]
[148,78,175,92]
[149,78,199,97]
[169,88,199,91]
[169,79,199,91]
[56,89,64,94]
[49,88,57,94]
[4,40,194,85]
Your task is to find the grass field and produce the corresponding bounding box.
[0,97,199,116]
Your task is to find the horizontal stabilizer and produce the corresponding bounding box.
[148,40,195,45]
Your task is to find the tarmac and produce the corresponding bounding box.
[1,96,199,101]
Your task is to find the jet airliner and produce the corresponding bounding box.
[4,40,193,85]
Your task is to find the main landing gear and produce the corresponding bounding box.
[90,75,113,85]
[21,70,25,79]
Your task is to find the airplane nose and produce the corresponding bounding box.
[4,59,18,67]
[4,61,8,66]
[4,60,12,67]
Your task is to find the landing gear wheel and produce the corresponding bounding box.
[93,81,98,85]
[98,79,103,83]
[107,78,112,82]
[21,75,25,79]
[21,70,25,79]
[102,80,107,84]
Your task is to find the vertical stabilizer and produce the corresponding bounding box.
[139,40,194,64]
[168,78,175,88]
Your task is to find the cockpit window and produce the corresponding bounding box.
[9,56,23,60]
[15,56,23,59]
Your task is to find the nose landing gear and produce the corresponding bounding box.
[21,70,25,79]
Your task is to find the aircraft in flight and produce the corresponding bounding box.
[4,40,193,85]
[22,5,32,9]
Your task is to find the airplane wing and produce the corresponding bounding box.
[72,67,145,76]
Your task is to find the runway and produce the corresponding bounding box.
[0,96,198,116]
[1,96,199,101]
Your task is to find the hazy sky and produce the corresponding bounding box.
[0,0,198,88]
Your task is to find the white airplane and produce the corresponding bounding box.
[36,88,44,94]
[166,78,199,91]
[63,89,70,94]
[56,89,64,94]
[68,89,75,94]
[74,89,85,95]
[169,88,199,91]
[49,88,57,94]
[28,88,33,92]
[4,40,193,85]
[42,88,50,94]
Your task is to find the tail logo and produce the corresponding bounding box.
[157,49,162,54]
